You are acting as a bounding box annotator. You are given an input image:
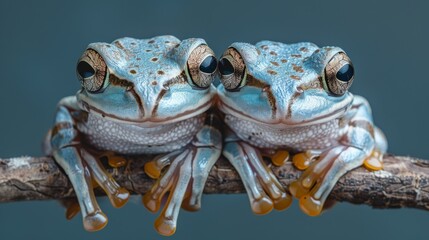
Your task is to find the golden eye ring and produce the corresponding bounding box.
[186,45,217,89]
[218,48,247,91]
[323,52,354,96]
[76,49,107,93]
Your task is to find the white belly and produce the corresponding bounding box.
[225,114,345,151]
[77,112,205,154]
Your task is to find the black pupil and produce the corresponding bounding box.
[199,56,217,73]
[219,58,234,75]
[336,64,354,82]
[77,61,95,78]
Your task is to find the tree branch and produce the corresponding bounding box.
[0,154,428,211]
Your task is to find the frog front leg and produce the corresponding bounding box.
[290,96,387,216]
[142,113,222,236]
[47,97,129,231]
[223,129,292,215]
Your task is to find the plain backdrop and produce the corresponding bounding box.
[0,0,428,239]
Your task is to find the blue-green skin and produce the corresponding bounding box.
[78,37,214,124]
[217,41,387,215]
[45,36,221,235]
[219,42,352,126]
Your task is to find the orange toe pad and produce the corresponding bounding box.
[271,150,290,167]
[299,194,323,217]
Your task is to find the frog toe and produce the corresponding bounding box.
[292,151,319,170]
[154,216,176,237]
[144,150,181,179]
[143,153,181,212]
[61,198,80,220]
[181,196,200,212]
[363,150,384,171]
[268,150,290,167]
[103,152,127,168]
[83,211,108,232]
[152,153,192,236]
[251,195,274,214]
[273,192,293,210]
[299,194,323,216]
[109,187,130,208]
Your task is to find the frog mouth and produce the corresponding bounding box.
[218,100,350,127]
[78,99,213,126]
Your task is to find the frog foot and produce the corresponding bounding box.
[58,148,130,231]
[143,126,222,236]
[290,146,368,216]
[224,141,292,215]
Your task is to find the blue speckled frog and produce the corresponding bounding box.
[44,36,221,235]
[217,41,387,216]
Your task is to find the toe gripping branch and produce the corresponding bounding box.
[222,129,293,215]
[289,96,387,216]
[143,113,222,236]
[47,101,129,232]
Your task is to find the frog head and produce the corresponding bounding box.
[217,41,355,126]
[75,36,218,125]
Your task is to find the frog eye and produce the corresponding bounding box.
[218,48,246,91]
[76,49,107,93]
[186,45,217,89]
[323,52,354,96]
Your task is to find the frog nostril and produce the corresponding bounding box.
[199,56,217,74]
[77,61,95,79]
[219,58,234,75]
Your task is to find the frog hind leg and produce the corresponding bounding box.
[143,114,222,236]
[290,95,386,216]
[223,130,292,215]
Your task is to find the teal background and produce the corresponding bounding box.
[1,0,428,239]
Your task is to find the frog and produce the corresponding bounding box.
[43,36,221,235]
[216,40,387,216]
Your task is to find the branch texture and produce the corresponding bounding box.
[0,155,428,211]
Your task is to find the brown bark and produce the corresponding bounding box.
[0,155,428,211]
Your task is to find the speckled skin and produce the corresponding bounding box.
[77,36,215,123]
[218,41,387,216]
[45,36,221,235]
